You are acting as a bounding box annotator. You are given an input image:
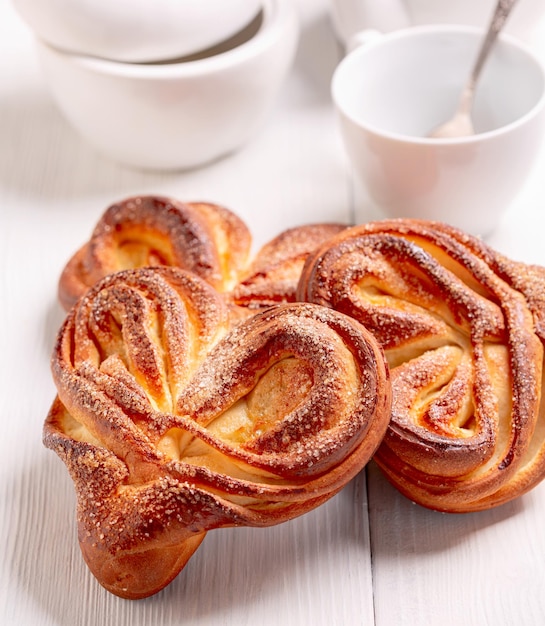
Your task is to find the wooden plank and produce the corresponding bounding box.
[368,462,545,626]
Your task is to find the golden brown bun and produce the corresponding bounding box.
[298,218,545,513]
[58,196,252,310]
[58,194,347,311]
[232,223,346,309]
[45,266,391,598]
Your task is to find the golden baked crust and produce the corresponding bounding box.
[45,266,391,598]
[232,223,346,308]
[298,218,545,513]
[58,194,346,312]
[58,195,253,310]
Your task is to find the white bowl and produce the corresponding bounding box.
[14,0,263,63]
[35,0,299,171]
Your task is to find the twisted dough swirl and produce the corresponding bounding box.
[298,219,545,513]
[45,266,391,598]
[58,196,252,310]
[58,194,345,311]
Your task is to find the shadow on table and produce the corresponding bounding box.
[364,460,527,557]
[42,297,66,358]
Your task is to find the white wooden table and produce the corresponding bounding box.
[2,1,545,624]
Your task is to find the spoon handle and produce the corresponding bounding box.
[429,0,520,137]
[470,0,519,89]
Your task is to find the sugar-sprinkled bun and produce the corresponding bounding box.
[58,194,346,312]
[45,266,391,598]
[298,218,545,513]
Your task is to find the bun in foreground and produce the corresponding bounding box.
[45,266,391,598]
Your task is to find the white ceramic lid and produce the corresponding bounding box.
[13,0,264,63]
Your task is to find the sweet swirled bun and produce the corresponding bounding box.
[232,222,347,308]
[57,196,253,310]
[58,194,346,311]
[298,218,545,513]
[44,266,391,598]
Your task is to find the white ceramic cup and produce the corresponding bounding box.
[329,0,545,50]
[331,25,545,236]
[35,0,298,171]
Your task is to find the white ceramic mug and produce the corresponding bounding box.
[329,0,545,49]
[331,25,545,236]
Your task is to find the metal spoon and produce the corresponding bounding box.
[430,0,519,139]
